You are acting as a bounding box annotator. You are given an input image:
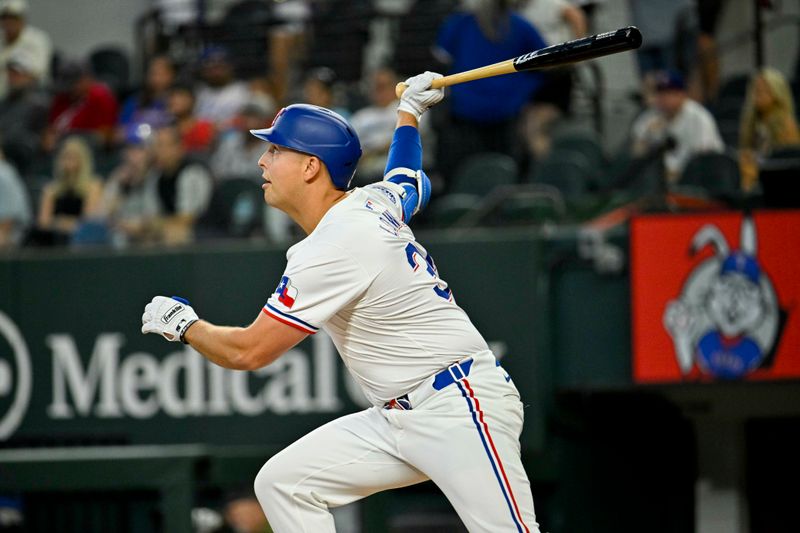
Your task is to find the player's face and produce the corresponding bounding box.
[258,144,307,211]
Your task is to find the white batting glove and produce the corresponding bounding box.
[397,71,445,121]
[141,296,199,343]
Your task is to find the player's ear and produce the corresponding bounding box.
[302,155,325,184]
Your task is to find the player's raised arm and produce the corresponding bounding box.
[380,71,444,223]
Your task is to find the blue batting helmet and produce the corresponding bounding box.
[250,104,362,190]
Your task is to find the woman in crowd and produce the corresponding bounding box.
[34,135,103,244]
[739,67,800,191]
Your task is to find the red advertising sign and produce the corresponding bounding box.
[631,210,800,383]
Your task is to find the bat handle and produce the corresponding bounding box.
[395,77,448,98]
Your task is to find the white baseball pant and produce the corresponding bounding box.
[254,351,540,532]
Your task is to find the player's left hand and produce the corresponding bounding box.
[397,71,445,121]
[141,296,199,343]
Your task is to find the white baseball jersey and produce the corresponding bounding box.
[263,183,490,406]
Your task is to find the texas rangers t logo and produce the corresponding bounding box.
[275,276,298,308]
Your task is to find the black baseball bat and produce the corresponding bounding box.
[396,26,642,97]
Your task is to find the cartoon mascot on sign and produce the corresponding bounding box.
[663,216,782,379]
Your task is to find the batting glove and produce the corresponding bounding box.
[141,296,199,343]
[397,71,445,121]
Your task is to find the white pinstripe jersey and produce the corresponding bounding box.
[263,183,490,406]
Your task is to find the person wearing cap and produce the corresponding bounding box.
[0,0,51,99]
[0,47,49,174]
[43,59,119,152]
[631,69,724,183]
[141,72,542,532]
[194,45,252,128]
[211,98,277,180]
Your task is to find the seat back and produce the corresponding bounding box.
[451,152,518,196]
[550,129,606,170]
[678,151,741,199]
[530,152,594,201]
[201,177,263,238]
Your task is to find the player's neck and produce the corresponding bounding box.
[293,189,348,235]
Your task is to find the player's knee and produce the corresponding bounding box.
[254,456,288,506]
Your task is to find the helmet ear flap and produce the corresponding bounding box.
[250,104,362,189]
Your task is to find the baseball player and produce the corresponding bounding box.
[141,71,540,532]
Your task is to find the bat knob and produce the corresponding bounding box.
[395,82,408,98]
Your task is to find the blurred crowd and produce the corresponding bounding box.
[1,0,799,252]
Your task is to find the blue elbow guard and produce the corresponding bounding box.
[385,168,431,222]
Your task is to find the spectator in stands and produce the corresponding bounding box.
[43,59,119,153]
[433,0,546,188]
[631,69,724,184]
[219,490,273,533]
[211,98,276,181]
[0,0,52,99]
[0,144,31,249]
[100,126,158,246]
[692,0,726,104]
[33,135,104,245]
[738,67,800,192]
[0,47,48,175]
[195,45,252,130]
[167,82,215,154]
[304,0,371,85]
[627,0,691,77]
[520,0,587,160]
[393,0,457,79]
[302,66,349,119]
[116,54,175,143]
[148,124,213,245]
[349,66,401,184]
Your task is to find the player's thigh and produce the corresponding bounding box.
[255,407,427,508]
[402,387,538,532]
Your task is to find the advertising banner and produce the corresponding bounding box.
[631,210,800,383]
[0,238,544,449]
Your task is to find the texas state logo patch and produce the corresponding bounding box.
[275,276,298,308]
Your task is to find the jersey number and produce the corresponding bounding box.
[405,243,453,300]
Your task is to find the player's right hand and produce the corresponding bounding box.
[397,71,444,121]
[141,296,199,343]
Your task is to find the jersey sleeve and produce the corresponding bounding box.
[263,242,371,334]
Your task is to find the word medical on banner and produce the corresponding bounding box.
[630,210,800,383]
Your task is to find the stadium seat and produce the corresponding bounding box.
[496,185,566,226]
[550,129,607,170]
[199,177,263,239]
[530,152,594,201]
[717,74,750,103]
[427,193,480,228]
[677,151,741,200]
[450,152,519,196]
[758,145,800,208]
